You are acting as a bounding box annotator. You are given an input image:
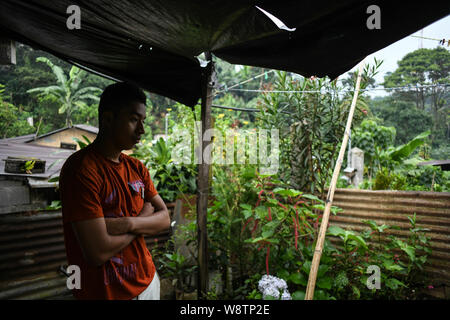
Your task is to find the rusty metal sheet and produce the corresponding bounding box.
[0,205,175,299]
[328,189,450,285]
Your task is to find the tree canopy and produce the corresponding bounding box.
[380,47,449,158]
[0,43,448,160]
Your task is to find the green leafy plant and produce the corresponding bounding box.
[151,219,198,298]
[169,158,433,300]
[207,165,341,300]
[132,138,197,203]
[352,119,396,178]
[256,60,380,198]
[27,57,102,126]
[373,167,407,190]
[72,134,92,149]
[160,251,197,294]
[0,84,35,139]
[387,131,431,163]
[22,160,36,174]
[355,124,443,191]
[325,217,432,299]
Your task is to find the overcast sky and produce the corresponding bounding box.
[233,15,450,98]
[357,14,450,97]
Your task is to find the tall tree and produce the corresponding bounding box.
[384,47,449,110]
[370,96,433,145]
[383,47,449,150]
[0,84,34,138]
[27,57,102,126]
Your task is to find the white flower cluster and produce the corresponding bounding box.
[258,275,292,300]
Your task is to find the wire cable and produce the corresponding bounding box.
[224,83,449,94]
[216,70,276,94]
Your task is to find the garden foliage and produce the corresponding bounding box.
[153,163,432,300]
[256,61,380,198]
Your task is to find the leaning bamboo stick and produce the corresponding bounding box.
[305,58,366,300]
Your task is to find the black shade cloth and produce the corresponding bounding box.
[0,0,448,106]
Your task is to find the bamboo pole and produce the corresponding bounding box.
[197,51,214,299]
[305,59,366,300]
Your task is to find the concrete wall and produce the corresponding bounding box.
[0,177,55,215]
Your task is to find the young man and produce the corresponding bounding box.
[59,82,170,300]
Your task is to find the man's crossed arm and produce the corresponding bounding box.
[104,195,170,236]
[71,195,170,266]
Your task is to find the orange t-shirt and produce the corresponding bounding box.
[59,143,158,300]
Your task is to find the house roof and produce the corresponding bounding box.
[0,1,448,106]
[0,141,75,179]
[72,124,99,134]
[0,134,36,144]
[22,124,98,143]
[418,160,450,171]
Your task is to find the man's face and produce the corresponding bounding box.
[109,101,146,150]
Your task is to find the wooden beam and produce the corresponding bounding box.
[197,51,214,299]
[0,37,16,65]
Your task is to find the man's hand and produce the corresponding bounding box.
[128,195,170,236]
[105,217,132,235]
[139,202,155,217]
[104,197,169,237]
[104,202,156,235]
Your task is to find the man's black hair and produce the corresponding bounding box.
[98,82,146,124]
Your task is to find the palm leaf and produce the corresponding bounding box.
[72,137,87,149]
[77,93,100,101]
[81,135,92,145]
[73,101,89,109]
[36,57,67,86]
[388,130,430,162]
[69,66,81,80]
[58,104,70,114]
[72,86,102,100]
[69,76,82,92]
[27,85,65,97]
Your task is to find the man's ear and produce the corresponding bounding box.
[101,111,114,128]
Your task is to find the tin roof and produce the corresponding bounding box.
[418,160,450,171]
[21,124,98,143]
[0,134,36,144]
[0,141,75,179]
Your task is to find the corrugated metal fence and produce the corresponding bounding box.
[0,204,174,300]
[1,190,449,298]
[329,189,450,285]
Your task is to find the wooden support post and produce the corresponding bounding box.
[197,52,214,299]
[305,59,365,300]
[0,37,16,65]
